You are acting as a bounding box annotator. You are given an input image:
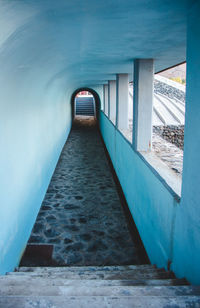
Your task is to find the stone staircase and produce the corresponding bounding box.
[75,97,95,116]
[0,265,200,307]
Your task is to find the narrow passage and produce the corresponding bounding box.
[25,118,145,266]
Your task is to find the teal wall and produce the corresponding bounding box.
[99,2,200,286]
[0,63,72,274]
[0,0,198,284]
[100,106,200,284]
[171,1,200,285]
[100,112,179,271]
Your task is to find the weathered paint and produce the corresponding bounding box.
[116,74,129,130]
[133,59,154,152]
[0,79,72,274]
[100,112,178,269]
[0,12,72,273]
[100,94,200,285]
[108,80,117,125]
[171,1,200,285]
[0,0,194,281]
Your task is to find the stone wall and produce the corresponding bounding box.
[153,126,184,150]
[154,79,185,103]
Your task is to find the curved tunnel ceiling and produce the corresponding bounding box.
[0,0,187,91]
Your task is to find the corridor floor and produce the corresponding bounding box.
[27,117,144,266]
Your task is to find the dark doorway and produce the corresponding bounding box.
[71,87,101,123]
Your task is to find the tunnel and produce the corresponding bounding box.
[71,88,101,121]
[0,0,200,292]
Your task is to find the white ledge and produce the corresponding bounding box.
[140,150,182,198]
[155,74,185,93]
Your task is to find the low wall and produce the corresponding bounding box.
[100,111,179,271]
[100,111,200,285]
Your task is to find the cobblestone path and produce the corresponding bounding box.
[28,119,142,266]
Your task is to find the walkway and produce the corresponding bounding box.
[26,117,144,266]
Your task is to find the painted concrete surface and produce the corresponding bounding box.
[0,0,197,288]
[0,56,72,275]
[0,1,187,87]
[104,85,109,116]
[133,59,154,151]
[122,124,183,196]
[100,112,179,271]
[129,84,185,127]
[100,102,200,285]
[27,119,142,266]
[172,1,200,285]
[116,74,129,130]
[108,80,116,125]
[0,0,187,275]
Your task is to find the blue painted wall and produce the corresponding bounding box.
[0,74,72,274]
[0,0,198,284]
[0,29,73,273]
[171,1,200,285]
[98,2,200,286]
[100,113,179,271]
[100,100,200,284]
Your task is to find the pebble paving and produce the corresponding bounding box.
[28,118,142,266]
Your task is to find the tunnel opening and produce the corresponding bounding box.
[75,91,95,117]
[71,88,101,128]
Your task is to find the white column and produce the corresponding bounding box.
[133,59,154,152]
[103,84,105,112]
[116,74,129,130]
[108,80,116,124]
[103,84,108,116]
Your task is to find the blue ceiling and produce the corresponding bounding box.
[0,0,187,88]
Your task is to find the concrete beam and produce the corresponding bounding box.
[133,59,154,152]
[108,80,116,125]
[116,74,129,130]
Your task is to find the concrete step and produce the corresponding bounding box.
[76,113,94,115]
[16,265,156,272]
[0,277,188,287]
[1,295,200,308]
[76,106,93,109]
[76,112,94,114]
[76,109,94,111]
[0,285,198,297]
[6,270,174,280]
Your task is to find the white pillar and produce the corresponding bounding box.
[103,84,108,116]
[108,80,116,124]
[133,59,154,152]
[116,74,129,130]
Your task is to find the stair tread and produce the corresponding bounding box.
[7,269,174,279]
[76,99,95,116]
[2,264,195,307]
[0,277,188,287]
[1,295,200,308]
[16,265,156,272]
[0,285,198,297]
